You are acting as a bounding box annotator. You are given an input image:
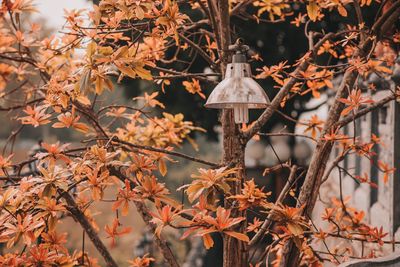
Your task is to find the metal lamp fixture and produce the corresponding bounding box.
[204,39,270,124]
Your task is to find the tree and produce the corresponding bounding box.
[0,0,399,266]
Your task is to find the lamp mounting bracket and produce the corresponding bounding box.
[228,38,249,54]
[228,38,250,63]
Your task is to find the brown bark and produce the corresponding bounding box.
[214,0,248,266]
[280,63,359,267]
[300,69,358,216]
[214,6,336,267]
[221,117,247,267]
[279,70,357,267]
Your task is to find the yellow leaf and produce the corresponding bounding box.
[154,225,163,237]
[187,136,199,151]
[157,17,170,26]
[287,222,304,236]
[92,4,101,25]
[60,94,69,109]
[289,189,296,197]
[307,1,319,22]
[225,231,250,242]
[186,183,204,203]
[73,122,90,133]
[375,65,393,74]
[135,6,145,20]
[86,42,97,58]
[104,77,114,91]
[48,216,57,231]
[76,95,91,106]
[79,69,91,92]
[95,76,104,95]
[325,79,333,89]
[134,65,153,80]
[116,64,137,78]
[98,46,113,56]
[159,159,167,177]
[114,46,129,59]
[122,202,129,216]
[92,187,102,201]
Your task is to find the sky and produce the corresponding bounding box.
[32,0,92,33]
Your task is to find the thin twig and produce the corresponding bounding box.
[249,165,298,246]
[94,137,220,167]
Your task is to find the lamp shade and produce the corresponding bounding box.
[205,57,270,123]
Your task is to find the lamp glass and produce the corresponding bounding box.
[233,104,249,123]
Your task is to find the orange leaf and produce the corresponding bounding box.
[307,1,319,22]
[337,5,347,17]
[159,159,167,177]
[224,231,250,242]
[202,233,214,249]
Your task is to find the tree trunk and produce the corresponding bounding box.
[215,1,248,266]
[221,110,247,267]
[279,64,359,267]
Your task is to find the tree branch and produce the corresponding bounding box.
[335,92,397,128]
[258,132,317,142]
[101,137,220,167]
[372,1,400,38]
[244,33,335,141]
[230,0,254,16]
[280,6,400,266]
[248,165,298,246]
[109,168,180,267]
[61,191,118,267]
[178,33,217,69]
[353,0,365,42]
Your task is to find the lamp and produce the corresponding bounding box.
[204,39,269,124]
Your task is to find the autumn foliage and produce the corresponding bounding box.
[0,0,399,266]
